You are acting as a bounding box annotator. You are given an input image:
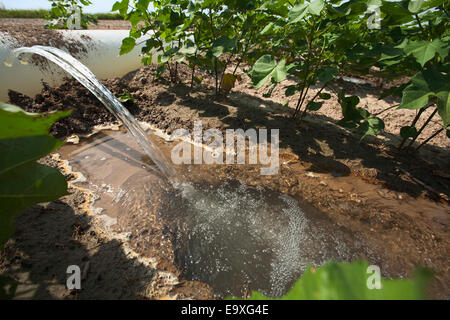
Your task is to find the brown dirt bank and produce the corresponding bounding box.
[0,20,89,63]
[0,18,130,66]
[3,64,450,299]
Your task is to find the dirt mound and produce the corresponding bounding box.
[0,22,89,62]
[8,79,124,138]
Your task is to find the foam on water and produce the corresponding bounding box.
[166,180,319,297]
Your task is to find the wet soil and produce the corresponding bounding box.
[2,63,449,299]
[54,131,375,298]
[0,154,213,300]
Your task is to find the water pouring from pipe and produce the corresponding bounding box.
[8,46,176,177]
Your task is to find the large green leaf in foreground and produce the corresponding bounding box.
[247,55,287,88]
[0,103,71,250]
[399,68,450,126]
[229,261,431,300]
[403,39,449,67]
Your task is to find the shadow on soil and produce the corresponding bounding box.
[0,200,154,299]
[166,84,450,202]
[7,72,449,203]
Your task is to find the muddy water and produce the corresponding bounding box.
[59,130,374,298]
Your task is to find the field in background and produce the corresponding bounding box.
[0,9,123,20]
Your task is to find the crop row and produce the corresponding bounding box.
[50,0,450,148]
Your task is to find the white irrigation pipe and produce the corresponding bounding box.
[0,30,154,101]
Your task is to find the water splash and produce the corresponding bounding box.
[165,179,355,298]
[60,130,365,298]
[10,46,175,177]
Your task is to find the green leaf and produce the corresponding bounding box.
[317,66,339,83]
[161,47,179,63]
[403,39,449,67]
[379,45,404,62]
[308,0,324,16]
[288,3,308,24]
[128,11,143,26]
[400,126,419,139]
[155,64,167,80]
[368,0,382,6]
[399,68,450,126]
[120,37,136,55]
[399,82,433,111]
[260,22,275,35]
[0,162,69,250]
[136,0,151,11]
[306,101,323,111]
[408,0,425,13]
[112,0,129,15]
[230,261,431,300]
[319,93,331,100]
[0,136,63,176]
[211,36,237,58]
[129,27,141,39]
[248,55,287,89]
[0,104,70,251]
[436,90,450,126]
[118,91,135,103]
[329,3,351,17]
[358,117,385,139]
[380,83,408,100]
[381,1,415,26]
[0,104,71,175]
[178,41,197,56]
[285,85,299,97]
[339,93,362,122]
[0,103,71,139]
[271,59,287,83]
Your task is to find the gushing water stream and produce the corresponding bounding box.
[9,46,175,177]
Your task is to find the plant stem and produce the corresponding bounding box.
[207,8,219,95]
[416,128,444,151]
[191,64,196,88]
[441,5,449,17]
[407,108,438,148]
[175,62,178,83]
[208,9,216,38]
[299,84,326,120]
[232,59,242,76]
[398,107,425,149]
[191,26,201,88]
[292,58,312,119]
[373,104,399,116]
[297,84,312,120]
[414,14,424,33]
[214,59,219,95]
[292,84,306,119]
